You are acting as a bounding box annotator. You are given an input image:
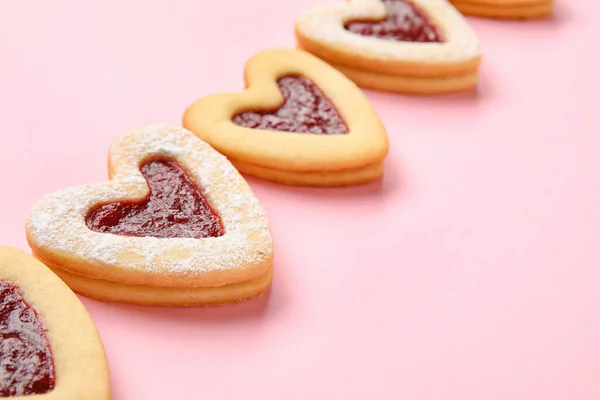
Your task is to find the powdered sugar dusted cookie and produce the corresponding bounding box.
[295,0,481,94]
[449,0,552,19]
[0,246,110,398]
[183,48,389,187]
[25,124,274,306]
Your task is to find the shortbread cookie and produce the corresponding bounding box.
[182,48,389,187]
[0,246,110,399]
[295,0,481,94]
[449,0,552,19]
[25,124,274,306]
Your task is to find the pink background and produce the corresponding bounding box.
[1,0,599,399]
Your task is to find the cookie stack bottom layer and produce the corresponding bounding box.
[232,158,384,187]
[295,42,479,95]
[449,0,553,19]
[32,253,273,307]
[328,62,479,95]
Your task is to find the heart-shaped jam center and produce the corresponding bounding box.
[86,160,224,239]
[345,0,442,42]
[232,75,348,134]
[0,281,55,397]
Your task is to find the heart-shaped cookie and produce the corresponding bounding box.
[0,246,110,399]
[25,124,274,306]
[294,0,482,94]
[449,0,553,19]
[182,48,389,187]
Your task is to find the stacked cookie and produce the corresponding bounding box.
[183,49,389,187]
[0,247,110,399]
[26,49,390,308]
[294,0,482,94]
[26,125,274,306]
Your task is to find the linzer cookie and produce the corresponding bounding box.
[449,0,552,19]
[0,246,110,399]
[183,48,389,187]
[25,124,274,306]
[295,0,481,94]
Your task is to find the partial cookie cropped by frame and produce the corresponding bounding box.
[25,124,274,306]
[183,48,389,187]
[0,246,110,399]
[449,0,553,19]
[295,0,482,94]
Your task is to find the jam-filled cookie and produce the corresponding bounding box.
[25,124,274,306]
[449,0,552,19]
[295,0,481,94]
[0,246,110,399]
[182,48,389,187]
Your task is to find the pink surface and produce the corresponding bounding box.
[1,1,599,399]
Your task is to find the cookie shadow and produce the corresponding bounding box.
[520,1,572,28]
[546,1,572,27]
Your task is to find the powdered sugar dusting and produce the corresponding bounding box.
[295,0,480,64]
[26,124,273,285]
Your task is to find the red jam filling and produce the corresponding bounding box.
[232,76,348,134]
[86,160,224,239]
[0,281,55,397]
[345,0,442,43]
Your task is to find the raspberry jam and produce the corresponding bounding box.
[86,160,224,239]
[232,76,348,134]
[0,281,55,397]
[345,0,442,42]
